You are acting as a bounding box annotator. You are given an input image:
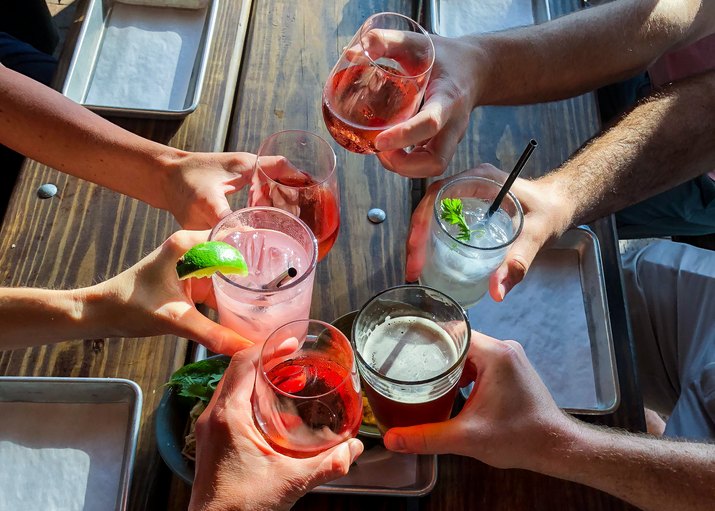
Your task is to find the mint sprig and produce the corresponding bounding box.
[167,357,229,403]
[440,198,473,242]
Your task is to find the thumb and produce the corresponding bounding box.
[489,232,542,301]
[201,193,233,229]
[384,420,462,455]
[303,438,364,488]
[174,307,253,355]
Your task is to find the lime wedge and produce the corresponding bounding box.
[176,241,248,280]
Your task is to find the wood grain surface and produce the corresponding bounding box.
[226,0,419,324]
[2,0,645,510]
[0,0,252,509]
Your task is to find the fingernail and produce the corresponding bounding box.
[496,283,506,301]
[348,439,364,462]
[374,137,388,151]
[384,432,405,452]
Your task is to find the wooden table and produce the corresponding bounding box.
[0,0,645,510]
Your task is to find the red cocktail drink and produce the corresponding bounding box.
[322,12,434,154]
[253,320,362,458]
[250,130,340,261]
[322,64,422,154]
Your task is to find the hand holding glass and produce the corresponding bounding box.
[252,319,363,458]
[248,130,340,261]
[322,12,435,154]
[420,177,524,308]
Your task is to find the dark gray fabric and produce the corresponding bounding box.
[622,241,715,440]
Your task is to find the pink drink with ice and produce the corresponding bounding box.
[210,208,317,344]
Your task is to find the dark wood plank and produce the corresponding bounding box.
[225,1,642,511]
[0,1,253,510]
[226,0,417,323]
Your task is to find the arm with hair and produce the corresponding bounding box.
[405,71,715,294]
[377,0,715,176]
[384,333,715,511]
[542,70,715,226]
[473,0,714,105]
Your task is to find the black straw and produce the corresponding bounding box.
[263,267,298,290]
[487,139,537,218]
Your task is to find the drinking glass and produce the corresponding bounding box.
[248,130,340,261]
[210,207,317,344]
[252,319,363,458]
[322,12,435,154]
[351,285,470,433]
[420,177,524,308]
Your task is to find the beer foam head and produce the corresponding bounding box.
[361,316,458,382]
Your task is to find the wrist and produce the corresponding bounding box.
[151,147,191,211]
[535,173,577,235]
[72,284,124,338]
[529,416,592,478]
[457,34,488,109]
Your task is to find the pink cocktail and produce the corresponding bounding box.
[210,207,318,344]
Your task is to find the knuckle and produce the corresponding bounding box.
[426,110,443,132]
[165,231,186,250]
[331,454,351,477]
[502,339,525,354]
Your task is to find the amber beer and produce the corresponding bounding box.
[352,286,470,433]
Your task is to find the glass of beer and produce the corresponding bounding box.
[351,285,470,433]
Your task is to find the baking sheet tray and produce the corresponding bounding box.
[0,377,142,511]
[62,0,219,118]
[314,441,437,496]
[427,0,552,37]
[464,227,619,414]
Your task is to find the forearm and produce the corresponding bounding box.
[0,287,117,350]
[540,70,715,226]
[0,64,180,208]
[541,421,715,511]
[469,0,712,105]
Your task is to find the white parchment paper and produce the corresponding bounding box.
[0,402,130,511]
[469,249,598,408]
[437,0,536,37]
[85,3,206,111]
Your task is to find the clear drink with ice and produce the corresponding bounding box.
[210,207,317,344]
[420,177,523,309]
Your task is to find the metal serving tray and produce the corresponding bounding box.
[314,442,437,497]
[0,377,142,511]
[427,0,552,37]
[464,227,620,414]
[63,0,219,118]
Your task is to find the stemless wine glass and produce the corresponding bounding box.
[248,130,340,261]
[252,319,362,458]
[322,12,435,154]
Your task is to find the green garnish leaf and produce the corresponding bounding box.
[440,198,473,243]
[167,357,230,402]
